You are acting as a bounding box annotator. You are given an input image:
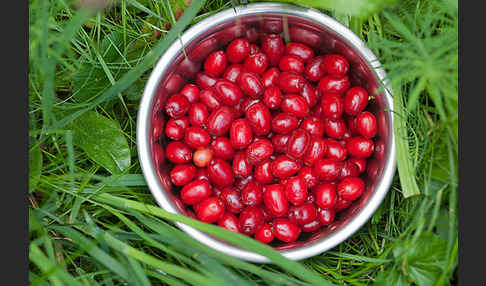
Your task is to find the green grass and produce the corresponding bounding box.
[29,0,458,285]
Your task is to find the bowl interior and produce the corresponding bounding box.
[143,4,393,261]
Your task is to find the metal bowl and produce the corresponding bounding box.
[137,2,396,263]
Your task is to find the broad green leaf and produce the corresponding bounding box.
[374,267,410,286]
[29,141,42,192]
[393,232,447,286]
[71,111,130,174]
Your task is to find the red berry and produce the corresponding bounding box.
[263,86,283,109]
[218,213,241,233]
[337,177,365,201]
[239,207,264,235]
[284,176,308,206]
[180,179,212,205]
[211,137,235,160]
[302,219,321,232]
[165,94,191,118]
[204,50,227,77]
[326,139,348,161]
[208,158,234,187]
[244,52,269,74]
[288,203,318,225]
[238,72,264,98]
[280,94,310,118]
[241,181,263,207]
[254,160,274,184]
[245,102,272,135]
[287,128,311,159]
[193,148,213,168]
[271,112,299,134]
[220,188,244,213]
[223,64,244,83]
[165,117,187,140]
[199,89,221,111]
[347,136,375,158]
[213,79,243,105]
[318,208,336,225]
[249,43,260,55]
[196,72,218,89]
[261,34,285,66]
[196,196,225,223]
[300,116,325,137]
[254,223,274,243]
[303,137,327,166]
[324,118,347,139]
[279,55,304,74]
[313,158,343,181]
[188,103,209,127]
[344,87,368,116]
[184,127,211,148]
[314,183,337,209]
[226,38,250,63]
[300,82,319,108]
[334,196,352,212]
[262,67,280,87]
[170,164,196,186]
[285,42,315,63]
[349,158,367,174]
[206,106,234,136]
[321,93,344,119]
[246,138,274,165]
[304,56,326,82]
[166,141,192,164]
[271,155,301,178]
[356,111,377,138]
[323,54,349,77]
[230,119,254,149]
[298,166,319,189]
[271,133,291,153]
[340,160,360,179]
[273,218,301,242]
[278,72,306,93]
[318,75,350,94]
[180,84,200,103]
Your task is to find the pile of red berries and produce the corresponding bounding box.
[157,34,377,244]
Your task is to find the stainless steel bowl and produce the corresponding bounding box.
[137,2,396,263]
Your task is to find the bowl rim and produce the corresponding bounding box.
[137,2,396,263]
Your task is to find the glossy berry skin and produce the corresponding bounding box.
[314,183,337,209]
[213,79,243,105]
[193,148,213,168]
[326,139,348,161]
[262,67,280,87]
[304,56,326,82]
[272,134,291,153]
[323,54,349,77]
[204,50,227,77]
[245,102,272,135]
[271,112,299,134]
[244,52,269,74]
[340,160,360,179]
[170,164,196,186]
[347,116,360,136]
[208,158,235,187]
[239,207,264,236]
[238,72,264,98]
[235,175,255,191]
[218,213,241,233]
[223,64,244,83]
[321,93,344,119]
[285,42,315,63]
[241,181,263,207]
[279,55,304,74]
[196,72,218,90]
[300,83,319,108]
[303,137,327,166]
[278,72,306,93]
[298,166,319,189]
[180,84,200,104]
[337,177,365,201]
[254,223,274,243]
[195,167,210,181]
[288,203,318,225]
[280,94,310,118]
[199,89,221,111]
[347,136,375,158]
[263,184,288,217]
[166,141,192,164]
[261,207,274,222]
[263,86,283,109]
[272,218,301,242]
[165,118,187,141]
[349,158,367,174]
[220,188,244,213]
[261,34,285,66]
[313,158,343,181]
[246,138,274,165]
[211,137,235,160]
[356,111,377,138]
[196,196,225,223]
[206,106,234,136]
[226,38,250,63]
[334,196,353,212]
[318,208,336,226]
[287,128,311,159]
[300,116,325,137]
[184,127,211,148]
[324,118,347,139]
[188,103,209,127]
[180,179,212,205]
[302,219,321,232]
[271,155,301,178]
[165,94,191,119]
[284,176,308,206]
[318,75,350,95]
[254,160,274,184]
[344,87,368,116]
[249,43,260,55]
[230,119,254,149]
